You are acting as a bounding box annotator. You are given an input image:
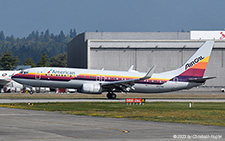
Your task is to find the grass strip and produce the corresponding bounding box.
[0,102,225,127]
[1,93,225,99]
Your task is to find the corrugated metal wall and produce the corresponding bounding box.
[68,32,225,87]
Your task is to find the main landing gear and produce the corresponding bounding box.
[29,90,34,95]
[107,92,117,99]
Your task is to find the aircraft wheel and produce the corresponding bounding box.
[107,92,117,99]
[29,90,34,95]
[107,93,112,99]
[111,93,117,99]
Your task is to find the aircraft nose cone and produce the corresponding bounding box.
[11,73,20,81]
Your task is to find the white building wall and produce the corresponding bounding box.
[191,31,225,40]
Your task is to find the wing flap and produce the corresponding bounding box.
[101,66,156,92]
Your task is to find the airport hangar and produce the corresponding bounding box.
[67,31,225,90]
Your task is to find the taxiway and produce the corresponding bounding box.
[0,98,225,103]
[0,107,224,140]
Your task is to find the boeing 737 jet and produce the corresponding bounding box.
[12,41,215,99]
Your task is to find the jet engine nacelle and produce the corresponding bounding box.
[81,83,102,94]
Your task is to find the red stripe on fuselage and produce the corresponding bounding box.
[179,68,205,77]
[13,73,168,84]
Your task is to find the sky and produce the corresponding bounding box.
[0,0,225,37]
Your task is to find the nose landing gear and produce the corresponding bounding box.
[29,90,34,95]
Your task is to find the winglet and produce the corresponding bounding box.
[128,65,134,72]
[140,65,156,80]
[128,65,139,73]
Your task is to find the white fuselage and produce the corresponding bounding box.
[12,67,201,94]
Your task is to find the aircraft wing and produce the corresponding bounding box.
[101,66,155,92]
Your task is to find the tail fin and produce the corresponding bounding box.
[168,41,214,81]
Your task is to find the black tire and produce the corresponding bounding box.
[29,91,34,95]
[107,93,112,99]
[107,92,117,99]
[111,94,117,99]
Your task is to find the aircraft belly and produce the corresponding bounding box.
[134,82,190,93]
[39,79,83,88]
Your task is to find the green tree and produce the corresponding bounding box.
[0,29,73,64]
[44,29,50,41]
[58,30,66,42]
[50,53,67,67]
[0,31,5,41]
[69,29,77,38]
[37,52,49,67]
[0,50,18,70]
[24,57,36,67]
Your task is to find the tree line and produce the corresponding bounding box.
[0,29,76,70]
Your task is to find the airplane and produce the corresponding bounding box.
[0,70,22,92]
[12,41,215,99]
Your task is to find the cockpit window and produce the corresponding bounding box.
[19,70,28,74]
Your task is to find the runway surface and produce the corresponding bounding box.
[1,98,225,103]
[0,107,224,140]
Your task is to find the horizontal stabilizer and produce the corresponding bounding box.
[188,76,216,83]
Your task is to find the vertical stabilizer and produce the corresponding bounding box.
[179,41,214,78]
[168,41,214,81]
